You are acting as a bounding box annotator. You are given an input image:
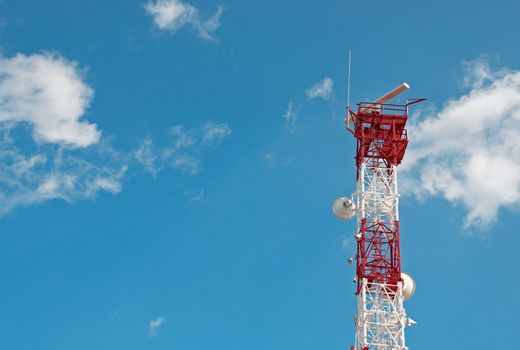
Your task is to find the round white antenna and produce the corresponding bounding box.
[332,197,356,220]
[401,272,416,301]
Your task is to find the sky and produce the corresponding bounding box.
[0,0,519,349]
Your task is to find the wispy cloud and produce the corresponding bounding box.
[339,233,352,251]
[148,316,166,337]
[0,52,100,148]
[402,58,520,229]
[0,133,126,214]
[164,123,231,175]
[261,153,277,168]
[202,121,232,145]
[261,152,293,168]
[0,52,122,213]
[144,0,223,41]
[163,125,199,175]
[185,187,204,203]
[136,123,232,177]
[283,101,297,131]
[306,77,333,100]
[135,137,160,176]
[0,51,232,216]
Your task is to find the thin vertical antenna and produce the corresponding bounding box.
[347,49,352,111]
[346,49,352,128]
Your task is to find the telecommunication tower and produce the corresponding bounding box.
[333,82,425,350]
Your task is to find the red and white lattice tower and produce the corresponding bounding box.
[333,83,425,350]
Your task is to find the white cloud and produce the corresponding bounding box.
[165,123,231,175]
[0,133,126,214]
[169,152,200,175]
[0,51,232,215]
[164,125,201,175]
[202,121,231,145]
[137,123,232,176]
[402,59,520,229]
[0,52,100,148]
[306,77,333,100]
[0,119,232,214]
[135,137,160,176]
[261,153,277,168]
[261,152,293,168]
[283,101,297,131]
[144,0,223,40]
[169,125,197,149]
[148,316,166,337]
[185,187,204,203]
[0,52,124,214]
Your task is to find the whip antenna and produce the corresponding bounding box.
[347,49,352,112]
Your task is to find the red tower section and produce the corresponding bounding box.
[348,100,424,295]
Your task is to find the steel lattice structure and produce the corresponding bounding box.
[346,98,423,350]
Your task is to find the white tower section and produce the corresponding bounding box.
[334,83,422,350]
[354,163,408,350]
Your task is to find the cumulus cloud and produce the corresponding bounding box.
[144,0,223,40]
[306,77,333,100]
[148,316,166,337]
[283,101,297,131]
[0,51,232,215]
[0,52,123,214]
[402,59,520,229]
[0,52,100,148]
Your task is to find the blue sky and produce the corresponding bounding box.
[0,0,519,349]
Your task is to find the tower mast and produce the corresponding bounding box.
[334,84,424,349]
